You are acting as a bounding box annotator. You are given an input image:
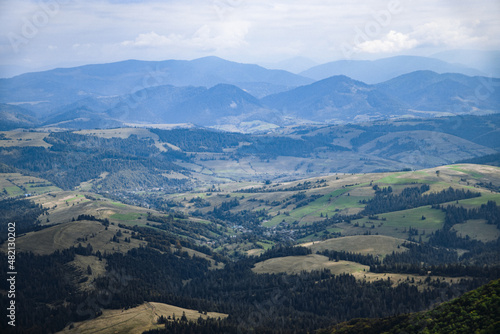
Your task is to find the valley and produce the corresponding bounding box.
[1,124,499,332]
[0,55,499,334]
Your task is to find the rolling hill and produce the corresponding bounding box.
[1,158,499,333]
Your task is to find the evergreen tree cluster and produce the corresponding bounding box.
[361,185,480,215]
[0,198,47,242]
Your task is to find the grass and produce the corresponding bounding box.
[376,172,432,185]
[301,235,408,257]
[65,194,87,202]
[449,165,483,178]
[452,219,500,242]
[8,220,146,255]
[377,206,445,230]
[252,254,369,275]
[0,173,62,197]
[60,301,228,334]
[5,185,23,196]
[256,240,275,250]
[454,193,500,206]
[263,186,369,227]
[110,212,145,221]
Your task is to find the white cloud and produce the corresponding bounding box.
[355,31,418,53]
[120,21,249,51]
[412,20,488,48]
[0,0,498,69]
[353,20,489,55]
[121,31,179,47]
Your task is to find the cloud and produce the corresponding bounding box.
[121,31,179,47]
[412,20,488,47]
[1,0,498,70]
[353,20,488,54]
[355,31,418,53]
[120,21,249,51]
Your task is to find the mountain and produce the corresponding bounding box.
[0,103,38,130]
[104,83,265,126]
[357,130,496,168]
[300,55,483,83]
[376,71,500,114]
[262,56,319,74]
[431,49,500,77]
[261,75,407,123]
[0,56,312,117]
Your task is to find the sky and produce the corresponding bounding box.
[0,0,499,76]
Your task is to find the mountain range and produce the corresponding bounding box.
[0,55,499,130]
[299,55,484,83]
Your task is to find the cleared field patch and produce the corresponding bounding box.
[301,235,408,257]
[0,173,61,197]
[247,248,265,256]
[375,171,432,185]
[453,193,500,207]
[252,254,369,275]
[10,220,145,255]
[4,185,23,196]
[351,271,468,289]
[264,186,370,227]
[452,219,500,242]
[449,165,483,178]
[75,128,159,140]
[349,205,445,239]
[58,301,228,334]
[110,212,146,221]
[0,130,51,147]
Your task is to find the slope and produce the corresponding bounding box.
[320,278,500,334]
[300,55,483,83]
[261,75,406,123]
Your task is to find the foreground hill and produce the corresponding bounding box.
[58,302,228,334]
[319,278,500,334]
[1,160,499,333]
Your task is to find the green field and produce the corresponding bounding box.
[449,165,484,178]
[110,212,145,221]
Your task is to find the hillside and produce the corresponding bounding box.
[319,278,500,334]
[1,115,498,195]
[261,75,406,123]
[1,159,499,333]
[1,121,499,334]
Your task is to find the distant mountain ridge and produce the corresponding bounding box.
[300,55,484,83]
[261,75,407,123]
[0,56,499,130]
[0,56,312,113]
